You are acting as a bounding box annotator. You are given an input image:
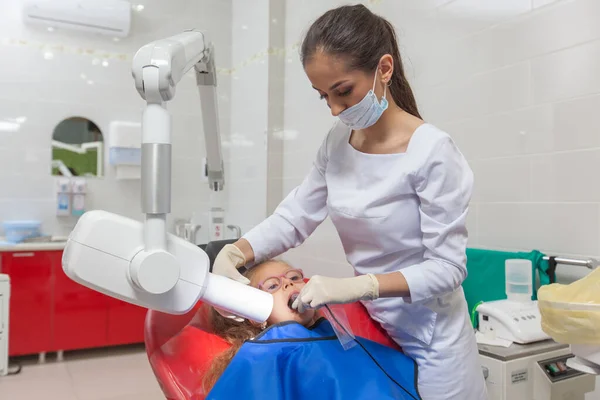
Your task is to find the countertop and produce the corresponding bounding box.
[478,339,568,361]
[0,236,68,252]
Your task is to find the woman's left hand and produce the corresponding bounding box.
[292,274,380,313]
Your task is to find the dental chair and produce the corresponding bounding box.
[144,239,400,400]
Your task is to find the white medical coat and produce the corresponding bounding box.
[243,121,488,400]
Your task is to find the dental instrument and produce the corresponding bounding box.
[288,294,357,351]
[61,30,273,322]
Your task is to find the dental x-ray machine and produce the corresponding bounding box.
[61,30,273,322]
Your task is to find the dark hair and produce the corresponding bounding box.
[202,265,263,393]
[202,305,263,393]
[300,4,421,119]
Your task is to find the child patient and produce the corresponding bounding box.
[203,259,317,391]
[202,260,422,400]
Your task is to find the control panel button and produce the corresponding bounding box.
[545,362,569,377]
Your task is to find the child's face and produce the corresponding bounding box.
[249,261,316,326]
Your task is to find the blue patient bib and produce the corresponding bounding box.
[207,318,421,400]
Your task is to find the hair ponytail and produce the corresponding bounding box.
[380,19,421,119]
[301,4,422,119]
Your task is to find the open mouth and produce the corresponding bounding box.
[288,291,300,310]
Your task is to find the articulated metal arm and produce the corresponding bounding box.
[129,29,225,293]
[61,30,273,322]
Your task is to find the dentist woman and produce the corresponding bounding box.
[213,5,487,399]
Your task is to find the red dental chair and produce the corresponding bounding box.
[144,240,400,400]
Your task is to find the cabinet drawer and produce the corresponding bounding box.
[1,251,52,273]
[1,252,52,300]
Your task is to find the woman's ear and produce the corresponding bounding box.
[379,54,394,84]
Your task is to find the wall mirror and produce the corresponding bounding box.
[51,117,104,177]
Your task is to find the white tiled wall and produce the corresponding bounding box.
[222,0,270,236]
[279,0,600,287]
[0,0,237,240]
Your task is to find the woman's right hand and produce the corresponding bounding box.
[212,243,252,284]
[212,241,255,322]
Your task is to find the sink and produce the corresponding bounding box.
[21,236,68,244]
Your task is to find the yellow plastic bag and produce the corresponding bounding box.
[538,267,600,345]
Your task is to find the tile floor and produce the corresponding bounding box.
[0,346,165,400]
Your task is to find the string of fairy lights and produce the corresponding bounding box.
[1,0,383,76]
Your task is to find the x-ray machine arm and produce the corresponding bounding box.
[61,30,273,322]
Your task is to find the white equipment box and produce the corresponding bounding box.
[0,273,9,376]
[477,299,550,344]
[479,340,596,400]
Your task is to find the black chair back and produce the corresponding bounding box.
[199,239,238,272]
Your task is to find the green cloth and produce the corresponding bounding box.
[463,248,550,328]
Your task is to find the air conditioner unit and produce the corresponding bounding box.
[23,0,132,38]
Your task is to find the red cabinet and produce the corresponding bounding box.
[0,251,53,356]
[107,298,147,346]
[1,249,146,356]
[52,251,110,351]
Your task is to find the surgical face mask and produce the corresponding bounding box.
[338,69,389,130]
